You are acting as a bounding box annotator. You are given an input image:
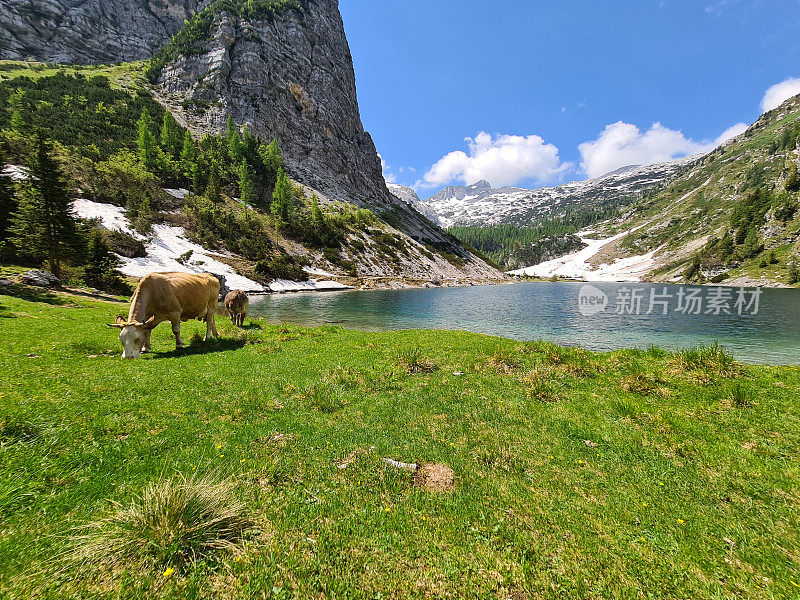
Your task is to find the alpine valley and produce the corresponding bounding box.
[404,97,800,286]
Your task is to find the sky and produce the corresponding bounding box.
[338,0,800,196]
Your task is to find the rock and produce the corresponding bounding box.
[21,270,61,288]
[0,0,206,64]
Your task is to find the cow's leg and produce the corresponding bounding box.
[210,310,219,338]
[142,328,153,353]
[171,318,184,349]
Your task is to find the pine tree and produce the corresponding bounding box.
[83,230,118,289]
[160,112,182,159]
[271,167,293,221]
[238,159,254,207]
[206,159,222,203]
[10,134,79,278]
[226,115,242,163]
[180,131,198,185]
[310,193,323,226]
[9,88,26,134]
[136,109,158,170]
[0,148,17,260]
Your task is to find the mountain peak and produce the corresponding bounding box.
[468,180,492,192]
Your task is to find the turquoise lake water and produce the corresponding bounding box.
[249,282,800,365]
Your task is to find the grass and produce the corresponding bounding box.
[0,286,799,598]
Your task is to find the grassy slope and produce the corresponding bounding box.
[1,288,799,599]
[610,95,800,285]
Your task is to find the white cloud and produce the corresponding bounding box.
[418,132,570,189]
[378,154,396,184]
[578,121,747,179]
[761,77,800,113]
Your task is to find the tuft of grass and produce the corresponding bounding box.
[398,348,438,374]
[486,345,522,373]
[300,383,348,413]
[670,343,742,380]
[726,382,755,408]
[521,367,561,402]
[71,475,251,573]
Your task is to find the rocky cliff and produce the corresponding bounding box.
[0,0,207,64]
[153,0,394,213]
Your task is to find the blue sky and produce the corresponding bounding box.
[339,0,800,195]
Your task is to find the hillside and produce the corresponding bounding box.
[0,0,505,287]
[527,94,800,287]
[1,284,799,598]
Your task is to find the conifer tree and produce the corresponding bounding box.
[160,112,182,159]
[206,159,222,203]
[238,159,254,207]
[136,109,158,171]
[311,193,323,226]
[9,88,26,134]
[11,134,79,278]
[0,147,17,259]
[271,167,293,221]
[226,115,242,163]
[180,131,198,185]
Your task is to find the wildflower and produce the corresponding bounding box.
[658,482,664,486]
[234,556,242,563]
[642,502,648,507]
[677,519,685,524]
[791,580,799,588]
[216,444,222,449]
[163,567,175,578]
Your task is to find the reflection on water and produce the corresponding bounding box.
[250,282,800,365]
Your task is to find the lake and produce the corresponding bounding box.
[250,282,800,365]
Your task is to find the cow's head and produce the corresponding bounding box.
[107,315,155,359]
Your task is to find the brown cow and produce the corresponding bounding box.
[108,272,220,359]
[224,290,249,327]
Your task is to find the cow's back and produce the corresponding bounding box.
[140,273,220,320]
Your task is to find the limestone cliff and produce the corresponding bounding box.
[0,0,206,64]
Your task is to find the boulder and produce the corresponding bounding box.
[21,270,61,288]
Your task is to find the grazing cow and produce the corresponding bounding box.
[224,290,249,327]
[108,272,220,359]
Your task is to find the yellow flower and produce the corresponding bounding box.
[234,556,242,563]
[642,502,648,507]
[163,567,175,578]
[791,580,799,588]
[216,444,222,449]
[658,482,664,486]
[677,519,685,524]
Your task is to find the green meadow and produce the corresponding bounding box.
[0,283,799,599]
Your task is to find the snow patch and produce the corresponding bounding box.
[302,265,336,278]
[508,228,658,282]
[269,279,352,293]
[72,199,144,239]
[3,165,29,181]
[164,188,190,200]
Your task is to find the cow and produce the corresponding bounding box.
[108,272,220,359]
[224,290,249,327]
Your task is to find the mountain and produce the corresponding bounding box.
[512,95,800,286]
[418,161,692,228]
[0,0,206,64]
[0,0,504,285]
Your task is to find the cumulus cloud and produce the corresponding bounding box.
[761,77,800,113]
[419,132,570,189]
[578,121,748,179]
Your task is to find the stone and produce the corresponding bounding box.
[21,270,61,288]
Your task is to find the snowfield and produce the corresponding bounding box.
[70,199,351,293]
[508,229,659,282]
